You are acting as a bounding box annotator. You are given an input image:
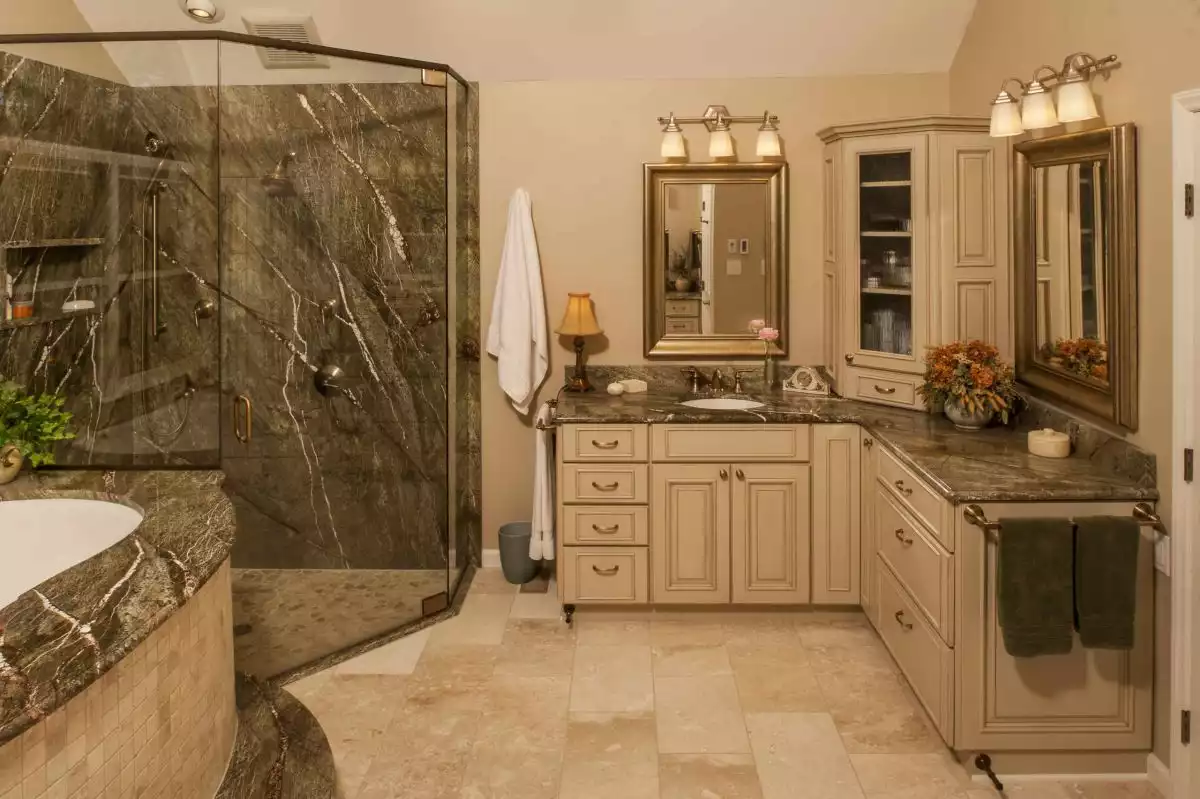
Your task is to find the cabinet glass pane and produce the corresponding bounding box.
[858,151,913,356]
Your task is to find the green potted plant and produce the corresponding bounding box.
[917,341,1019,431]
[0,377,75,484]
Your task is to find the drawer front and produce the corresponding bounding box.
[561,464,648,504]
[665,299,700,317]
[652,425,810,462]
[562,547,648,604]
[852,371,922,409]
[877,558,954,742]
[876,486,954,645]
[563,506,649,546]
[877,447,952,551]
[562,424,648,462]
[665,318,700,334]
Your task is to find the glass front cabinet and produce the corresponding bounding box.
[820,117,1009,409]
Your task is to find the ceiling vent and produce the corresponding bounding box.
[243,14,329,70]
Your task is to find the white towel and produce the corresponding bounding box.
[531,402,556,561]
[487,188,548,415]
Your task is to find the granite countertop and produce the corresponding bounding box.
[0,470,235,745]
[553,391,1158,503]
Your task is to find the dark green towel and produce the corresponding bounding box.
[1074,515,1141,649]
[997,517,1075,657]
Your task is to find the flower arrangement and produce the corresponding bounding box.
[1043,337,1108,381]
[0,378,75,468]
[917,340,1019,425]
[748,320,781,387]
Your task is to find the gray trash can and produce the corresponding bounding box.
[498,521,538,585]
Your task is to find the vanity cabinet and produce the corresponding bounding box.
[651,463,731,603]
[819,117,1010,409]
[811,425,860,604]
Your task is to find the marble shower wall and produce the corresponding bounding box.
[455,81,482,572]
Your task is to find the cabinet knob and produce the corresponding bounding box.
[894,479,914,497]
[894,528,914,546]
[863,438,874,449]
[735,468,745,480]
[894,610,914,631]
[844,353,855,364]
[719,468,729,480]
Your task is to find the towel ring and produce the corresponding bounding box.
[963,502,1168,539]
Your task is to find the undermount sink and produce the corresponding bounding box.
[680,397,765,411]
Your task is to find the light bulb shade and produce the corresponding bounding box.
[989,94,1024,137]
[556,293,603,337]
[661,129,686,159]
[709,128,733,159]
[1056,80,1099,123]
[756,128,781,157]
[1021,84,1059,130]
[185,0,217,19]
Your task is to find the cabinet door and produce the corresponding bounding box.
[812,425,860,605]
[860,435,879,627]
[731,463,811,604]
[841,133,929,376]
[651,463,730,603]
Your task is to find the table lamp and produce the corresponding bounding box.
[557,292,603,392]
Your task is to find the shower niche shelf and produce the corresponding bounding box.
[1,237,105,250]
[0,308,101,331]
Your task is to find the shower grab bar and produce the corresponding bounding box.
[963,502,1167,539]
[233,394,253,444]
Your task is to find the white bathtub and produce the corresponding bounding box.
[0,498,144,608]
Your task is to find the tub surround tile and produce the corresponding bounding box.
[553,391,1156,503]
[0,470,235,746]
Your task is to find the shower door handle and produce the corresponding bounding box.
[233,394,253,444]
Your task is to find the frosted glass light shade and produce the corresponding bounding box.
[1057,80,1099,123]
[989,93,1024,137]
[709,128,733,159]
[1021,84,1059,130]
[756,128,781,157]
[661,129,686,159]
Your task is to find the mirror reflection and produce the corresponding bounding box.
[1032,160,1109,384]
[660,181,769,336]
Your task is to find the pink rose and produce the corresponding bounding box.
[748,319,767,333]
[758,326,779,342]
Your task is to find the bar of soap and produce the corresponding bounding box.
[1028,428,1070,459]
[618,379,648,394]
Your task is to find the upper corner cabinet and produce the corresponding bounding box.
[820,117,1009,409]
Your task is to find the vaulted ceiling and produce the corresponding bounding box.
[71,0,978,82]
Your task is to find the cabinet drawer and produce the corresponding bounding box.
[877,558,954,742]
[563,506,648,546]
[876,486,954,645]
[562,425,648,462]
[562,547,648,604]
[562,464,648,504]
[665,318,700,334]
[852,372,922,409]
[665,299,700,317]
[651,425,810,462]
[877,446,952,551]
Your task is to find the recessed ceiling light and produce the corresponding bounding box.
[185,0,219,22]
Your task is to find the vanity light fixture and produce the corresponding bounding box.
[654,105,782,162]
[987,52,1119,138]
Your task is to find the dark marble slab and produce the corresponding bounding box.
[552,390,1158,503]
[0,469,234,745]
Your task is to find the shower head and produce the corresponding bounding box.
[262,152,297,197]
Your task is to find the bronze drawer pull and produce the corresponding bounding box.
[719,468,729,480]
[591,523,620,534]
[592,564,620,576]
[874,384,897,395]
[894,528,913,546]
[863,437,874,449]
[591,481,620,492]
[591,439,620,450]
[735,468,745,480]
[894,479,914,496]
[894,610,913,631]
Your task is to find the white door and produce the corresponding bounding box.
[700,183,716,334]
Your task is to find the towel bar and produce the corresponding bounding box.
[963,502,1167,538]
[534,396,561,431]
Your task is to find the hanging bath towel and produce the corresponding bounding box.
[530,402,556,560]
[486,188,548,415]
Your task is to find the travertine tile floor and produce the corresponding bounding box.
[285,569,1164,799]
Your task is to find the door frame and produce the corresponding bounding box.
[1170,86,1200,799]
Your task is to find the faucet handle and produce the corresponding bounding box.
[679,366,701,394]
[733,369,756,394]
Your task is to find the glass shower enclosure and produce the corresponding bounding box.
[0,32,479,678]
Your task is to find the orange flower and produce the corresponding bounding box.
[969,363,995,389]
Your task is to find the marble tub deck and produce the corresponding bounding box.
[285,569,1163,799]
[553,391,1157,503]
[0,470,235,745]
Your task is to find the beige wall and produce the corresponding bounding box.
[949,0,1200,765]
[480,74,950,550]
[0,0,125,83]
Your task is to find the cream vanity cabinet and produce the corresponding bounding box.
[820,117,1010,410]
[863,444,1154,757]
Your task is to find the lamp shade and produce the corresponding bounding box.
[709,128,733,159]
[661,129,686,159]
[756,128,781,158]
[989,91,1024,137]
[1056,79,1099,123]
[556,293,603,337]
[1021,82,1059,130]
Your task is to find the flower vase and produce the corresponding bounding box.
[944,398,994,431]
[764,357,778,390]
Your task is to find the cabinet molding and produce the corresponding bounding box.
[812,425,860,604]
[651,463,731,603]
[731,463,812,604]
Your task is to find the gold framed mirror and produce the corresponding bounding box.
[643,162,788,358]
[1013,124,1138,429]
